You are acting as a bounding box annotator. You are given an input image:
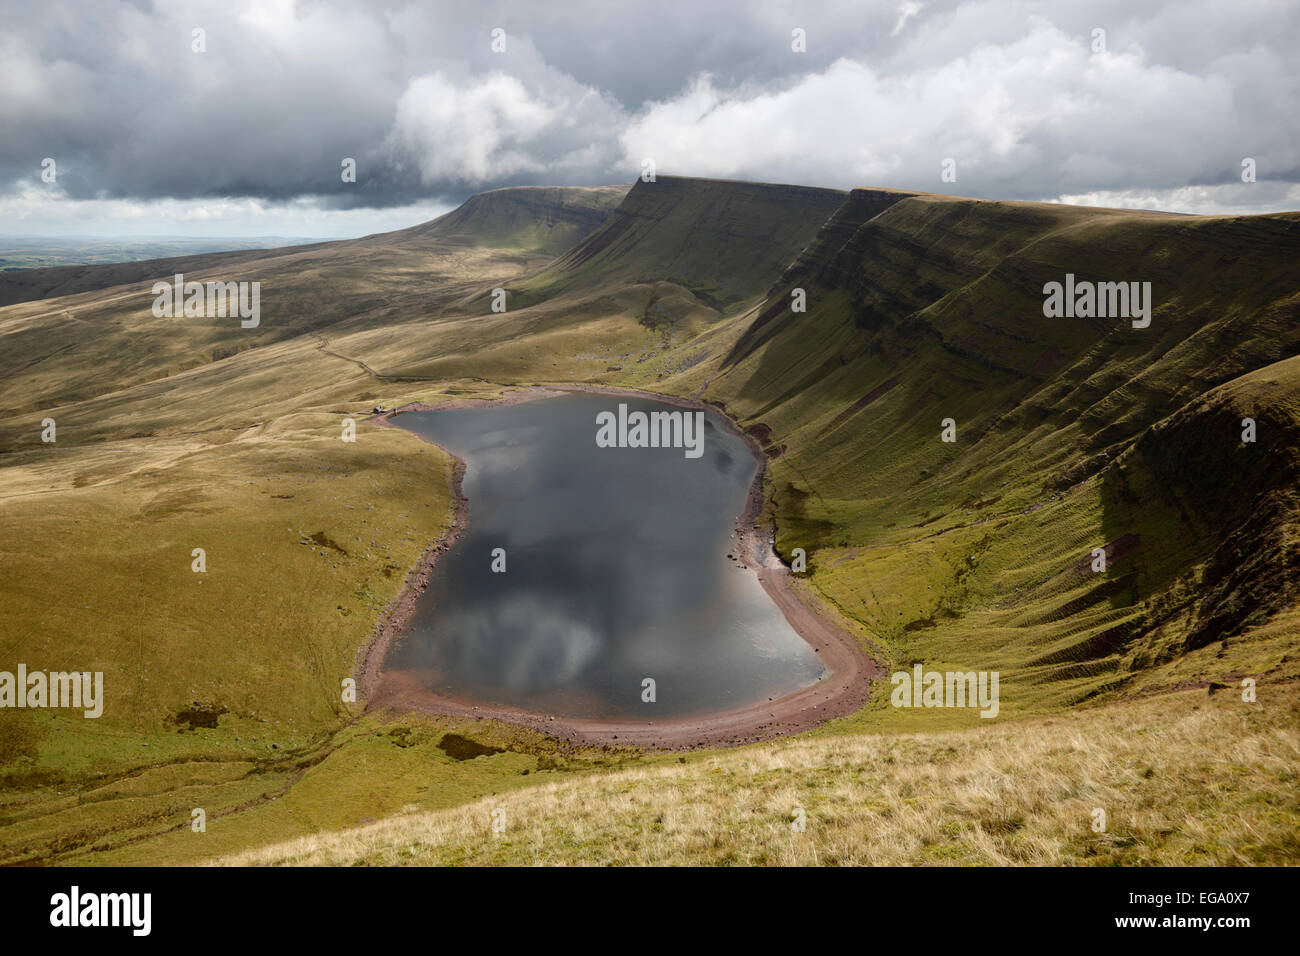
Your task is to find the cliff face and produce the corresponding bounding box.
[727,187,919,358]
[523,176,848,310]
[723,191,1300,445]
[704,189,1300,699]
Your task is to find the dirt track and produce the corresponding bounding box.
[357,385,881,750]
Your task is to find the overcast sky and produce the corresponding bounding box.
[2,0,1297,237]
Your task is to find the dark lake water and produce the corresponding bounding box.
[388,392,825,720]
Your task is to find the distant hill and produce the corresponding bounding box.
[0,236,325,271]
[0,185,629,419]
[518,176,848,310]
[0,243,328,309]
[385,184,629,255]
[0,185,628,309]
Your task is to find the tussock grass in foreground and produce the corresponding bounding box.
[219,689,1299,866]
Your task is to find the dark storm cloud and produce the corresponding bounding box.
[1,0,1297,216]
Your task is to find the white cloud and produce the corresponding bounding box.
[2,0,1296,230]
[385,57,626,187]
[1052,182,1300,216]
[0,179,451,238]
[620,22,1298,201]
[892,1,926,37]
[387,72,556,184]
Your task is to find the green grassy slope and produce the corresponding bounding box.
[693,190,1300,720]
[388,184,630,255]
[1,176,1297,865]
[516,176,849,311]
[0,186,629,429]
[318,176,846,385]
[0,186,647,862]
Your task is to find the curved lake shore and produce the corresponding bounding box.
[358,385,880,750]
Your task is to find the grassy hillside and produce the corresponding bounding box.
[516,176,848,311]
[1,176,1297,866]
[223,689,1300,866]
[391,184,629,255]
[688,192,1300,721]
[0,185,645,863]
[0,186,628,310]
[0,243,333,310]
[0,186,628,423]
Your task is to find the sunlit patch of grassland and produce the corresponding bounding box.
[218,688,1300,866]
[0,408,458,810]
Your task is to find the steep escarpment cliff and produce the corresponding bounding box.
[704,189,1300,704]
[520,175,848,310]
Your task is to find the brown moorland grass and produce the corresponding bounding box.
[217,687,1300,867]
